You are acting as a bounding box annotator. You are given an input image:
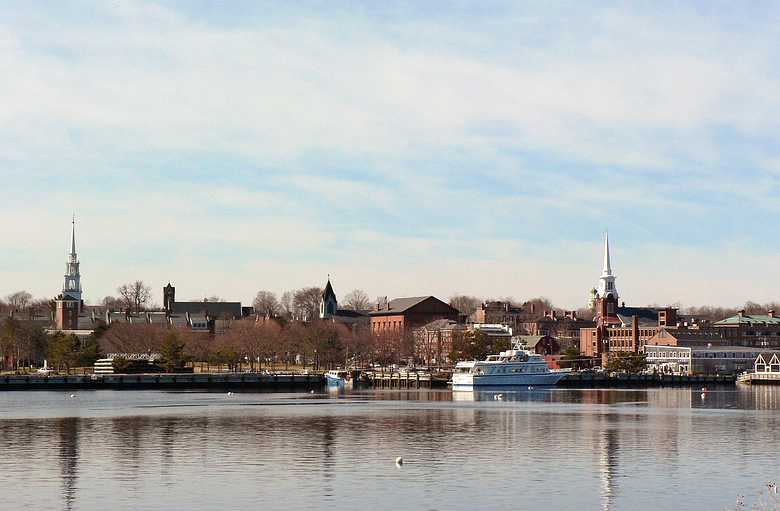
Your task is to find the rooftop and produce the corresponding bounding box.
[714,313,780,326]
[370,296,435,315]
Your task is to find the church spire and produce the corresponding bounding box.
[595,231,618,301]
[63,216,82,303]
[602,231,612,276]
[70,213,76,256]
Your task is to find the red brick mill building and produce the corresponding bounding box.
[370,296,460,335]
[370,296,461,362]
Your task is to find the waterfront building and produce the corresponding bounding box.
[645,310,780,350]
[754,353,780,374]
[712,310,780,346]
[370,296,460,335]
[644,345,780,376]
[414,319,464,365]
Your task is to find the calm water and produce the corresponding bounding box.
[0,387,778,510]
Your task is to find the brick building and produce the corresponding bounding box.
[414,319,464,366]
[370,296,460,335]
[579,233,679,362]
[471,301,525,332]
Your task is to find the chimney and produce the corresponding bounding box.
[769,310,775,318]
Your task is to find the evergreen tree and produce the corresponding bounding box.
[158,332,185,372]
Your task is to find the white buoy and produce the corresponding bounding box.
[528,386,534,390]
[395,456,403,466]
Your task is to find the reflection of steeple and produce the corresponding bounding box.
[57,418,80,511]
[598,425,620,511]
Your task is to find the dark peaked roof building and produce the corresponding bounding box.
[318,278,369,327]
[370,296,460,335]
[163,283,244,319]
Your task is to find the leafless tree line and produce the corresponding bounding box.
[99,319,380,371]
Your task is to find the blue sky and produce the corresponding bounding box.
[1,1,778,309]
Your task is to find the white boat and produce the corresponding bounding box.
[325,370,352,388]
[452,349,569,389]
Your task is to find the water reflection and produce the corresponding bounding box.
[57,418,79,511]
[0,388,778,510]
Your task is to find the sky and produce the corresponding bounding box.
[1,0,779,309]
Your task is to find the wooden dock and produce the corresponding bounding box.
[737,372,780,385]
[559,372,736,387]
[0,372,325,391]
[364,370,449,389]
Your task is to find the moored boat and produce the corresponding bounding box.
[452,349,569,389]
[325,369,352,388]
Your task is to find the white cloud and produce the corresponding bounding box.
[1,1,779,309]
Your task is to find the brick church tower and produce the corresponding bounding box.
[593,232,621,364]
[55,216,83,330]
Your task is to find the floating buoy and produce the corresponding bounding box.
[395,456,403,466]
[528,386,534,390]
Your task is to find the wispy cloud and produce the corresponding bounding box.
[0,0,778,308]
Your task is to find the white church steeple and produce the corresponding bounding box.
[596,231,618,301]
[63,215,82,303]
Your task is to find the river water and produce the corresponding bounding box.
[0,387,778,510]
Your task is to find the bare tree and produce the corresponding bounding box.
[253,291,281,318]
[449,295,481,316]
[116,281,152,314]
[99,323,168,355]
[6,291,33,311]
[280,291,295,319]
[102,296,123,310]
[342,289,370,311]
[293,287,323,321]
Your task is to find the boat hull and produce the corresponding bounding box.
[325,374,351,388]
[452,371,566,389]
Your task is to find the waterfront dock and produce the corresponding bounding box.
[736,372,780,385]
[559,372,736,387]
[0,372,324,391]
[364,370,449,389]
